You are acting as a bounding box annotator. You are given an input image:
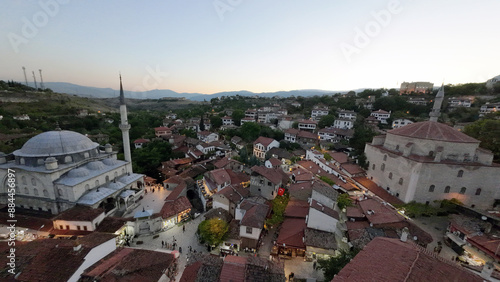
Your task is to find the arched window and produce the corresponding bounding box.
[22,176,27,185]
[388,172,393,179]
[105,175,110,183]
[398,178,403,185]
[58,188,64,197]
[85,184,90,190]
[460,187,466,194]
[31,178,36,186]
[33,188,39,196]
[381,164,385,171]
[43,189,49,197]
[429,185,435,192]
[429,151,434,157]
[457,170,464,177]
[37,159,44,165]
[383,155,387,161]
[114,171,118,178]
[24,187,29,195]
[475,188,482,196]
[121,168,125,174]
[95,180,99,187]
[20,158,25,165]
[444,186,451,193]
[84,152,90,158]
[64,155,73,163]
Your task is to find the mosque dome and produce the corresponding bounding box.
[14,130,99,158]
[86,161,105,170]
[388,121,479,143]
[67,167,90,178]
[102,158,119,166]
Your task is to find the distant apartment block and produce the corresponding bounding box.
[311,105,329,120]
[480,102,500,116]
[400,82,433,94]
[298,120,318,132]
[333,119,354,130]
[337,110,356,120]
[370,110,391,124]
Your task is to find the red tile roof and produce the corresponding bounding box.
[208,168,231,185]
[297,130,318,139]
[284,200,309,218]
[298,119,317,125]
[215,185,246,205]
[389,121,479,143]
[327,152,349,164]
[53,206,105,222]
[219,256,247,282]
[352,177,404,206]
[268,157,282,167]
[358,198,405,226]
[277,217,306,249]
[154,126,171,131]
[251,166,283,185]
[82,248,176,281]
[340,163,364,176]
[240,202,269,229]
[253,136,277,147]
[310,199,339,220]
[133,138,150,143]
[160,196,192,219]
[332,237,483,282]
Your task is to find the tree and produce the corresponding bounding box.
[265,192,290,227]
[318,115,335,129]
[239,122,261,142]
[210,115,222,129]
[337,193,353,210]
[197,218,229,246]
[464,119,500,161]
[317,248,360,281]
[319,176,335,186]
[180,128,197,138]
[199,115,205,131]
[232,110,245,126]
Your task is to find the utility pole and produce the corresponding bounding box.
[32,71,38,90]
[39,69,45,90]
[22,67,28,86]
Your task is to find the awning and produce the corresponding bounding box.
[447,232,465,247]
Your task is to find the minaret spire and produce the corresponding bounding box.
[118,74,132,163]
[429,84,444,122]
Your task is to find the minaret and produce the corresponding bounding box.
[119,75,132,162]
[429,84,444,122]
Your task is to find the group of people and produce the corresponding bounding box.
[144,184,163,194]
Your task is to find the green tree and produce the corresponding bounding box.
[319,176,335,186]
[265,192,290,227]
[232,109,245,126]
[180,128,197,138]
[198,218,229,246]
[318,115,336,129]
[337,193,353,210]
[210,115,222,129]
[464,119,500,161]
[317,248,360,281]
[240,122,261,142]
[199,115,205,131]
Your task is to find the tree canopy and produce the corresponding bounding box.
[197,218,229,246]
[317,248,360,281]
[464,119,500,161]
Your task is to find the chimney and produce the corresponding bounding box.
[400,227,409,242]
[73,244,82,252]
[481,261,494,279]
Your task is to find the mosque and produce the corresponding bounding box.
[0,76,144,215]
[365,86,500,210]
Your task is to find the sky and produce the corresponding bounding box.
[1,0,499,94]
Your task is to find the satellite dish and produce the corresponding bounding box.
[482,216,487,221]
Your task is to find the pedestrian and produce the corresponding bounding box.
[313,261,317,270]
[183,225,186,232]
[162,240,164,248]
[179,247,182,254]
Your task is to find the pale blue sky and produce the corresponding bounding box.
[1,0,499,94]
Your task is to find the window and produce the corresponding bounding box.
[64,155,72,163]
[246,227,252,234]
[83,226,88,231]
[95,180,99,187]
[31,178,36,186]
[383,155,387,161]
[398,178,403,185]
[381,164,385,171]
[24,187,29,195]
[33,188,39,196]
[444,186,451,193]
[429,185,435,192]
[460,187,466,194]
[59,225,63,230]
[429,151,434,157]
[43,189,49,197]
[77,226,81,231]
[475,188,482,196]
[66,225,70,230]
[457,170,464,177]
[388,172,392,179]
[22,176,27,185]
[268,181,272,186]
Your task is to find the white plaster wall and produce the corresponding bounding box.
[68,238,116,282]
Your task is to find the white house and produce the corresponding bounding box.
[306,199,339,233]
[338,110,356,120]
[448,97,472,108]
[52,206,105,232]
[235,198,270,249]
[333,118,354,129]
[298,120,318,132]
[392,119,414,129]
[253,136,279,160]
[311,106,329,120]
[370,109,391,124]
[197,131,219,143]
[222,116,234,126]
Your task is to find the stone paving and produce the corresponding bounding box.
[124,185,170,217]
[131,214,207,281]
[411,216,458,261]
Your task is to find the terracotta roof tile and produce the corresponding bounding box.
[53,206,105,222]
[389,121,479,143]
[277,217,306,249]
[284,199,309,218]
[160,196,192,219]
[253,136,277,147]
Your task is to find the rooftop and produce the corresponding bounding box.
[53,206,105,222]
[388,121,480,143]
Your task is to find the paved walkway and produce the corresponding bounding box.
[412,216,458,261]
[130,214,207,281]
[283,257,324,281]
[124,185,170,217]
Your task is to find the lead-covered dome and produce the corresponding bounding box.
[388,121,479,143]
[14,130,99,157]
